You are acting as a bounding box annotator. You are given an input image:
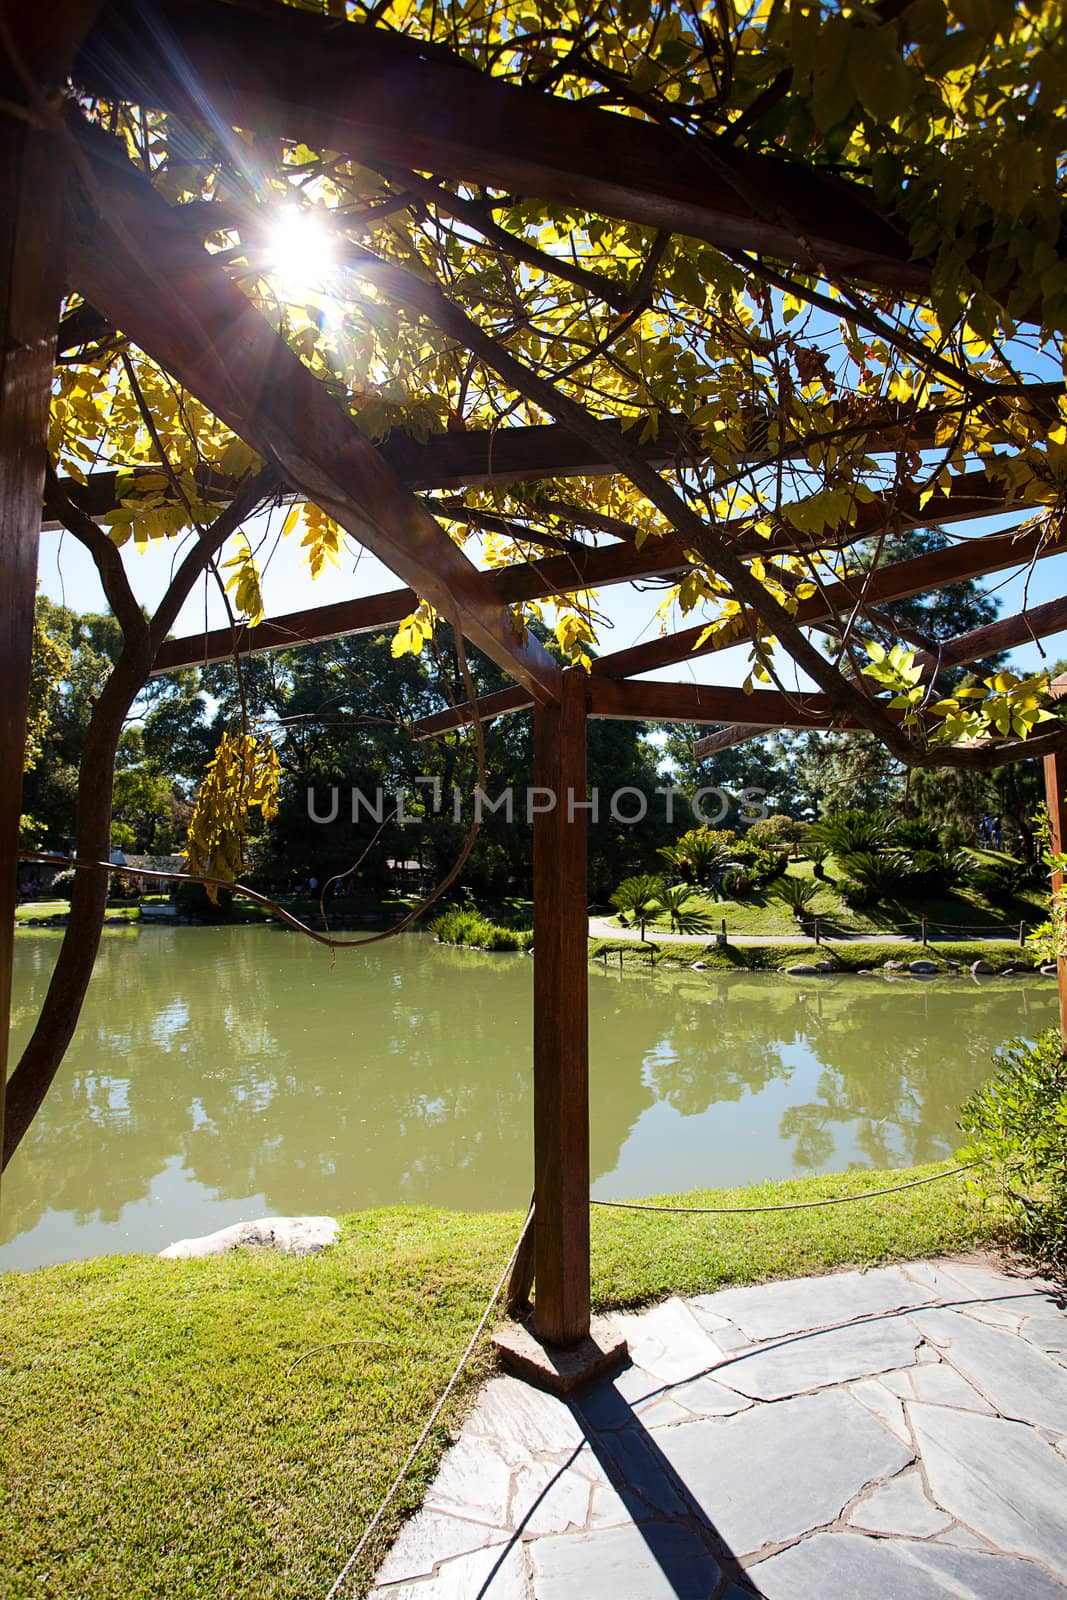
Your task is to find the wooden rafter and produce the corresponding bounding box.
[79,0,932,293]
[152,463,1043,674]
[692,594,1067,760]
[592,519,1061,681]
[64,114,561,704]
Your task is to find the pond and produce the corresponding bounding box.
[0,927,1056,1270]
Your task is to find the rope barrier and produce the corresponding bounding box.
[323,1203,534,1600]
[590,1162,976,1215]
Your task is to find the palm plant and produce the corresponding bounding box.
[809,809,893,855]
[836,848,911,903]
[658,828,732,885]
[657,883,715,936]
[610,874,663,941]
[769,874,820,919]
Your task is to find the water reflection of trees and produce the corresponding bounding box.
[604,968,1051,1173]
[3,937,1055,1254]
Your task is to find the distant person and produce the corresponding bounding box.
[992,816,1003,850]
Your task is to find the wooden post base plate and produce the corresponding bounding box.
[493,1315,629,1396]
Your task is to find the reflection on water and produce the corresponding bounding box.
[1,928,1055,1268]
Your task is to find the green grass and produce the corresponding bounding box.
[1,1165,1000,1600]
[589,937,1034,971]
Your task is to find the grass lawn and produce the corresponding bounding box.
[1,1164,1001,1600]
[588,935,1033,971]
[633,853,1047,941]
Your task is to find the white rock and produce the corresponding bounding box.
[159,1215,339,1258]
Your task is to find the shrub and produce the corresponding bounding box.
[720,867,752,898]
[657,829,732,885]
[171,881,234,921]
[656,883,714,936]
[836,848,910,903]
[746,814,801,847]
[971,857,1029,905]
[48,867,77,900]
[769,874,820,919]
[907,847,974,894]
[810,808,893,855]
[892,816,941,852]
[959,1028,1067,1268]
[610,874,664,940]
[429,908,531,950]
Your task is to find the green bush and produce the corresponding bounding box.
[970,857,1029,905]
[836,847,910,903]
[610,873,664,938]
[429,908,531,950]
[745,814,801,847]
[810,808,892,855]
[907,847,974,894]
[769,874,820,919]
[656,883,714,935]
[721,867,752,898]
[892,816,941,852]
[959,1028,1067,1268]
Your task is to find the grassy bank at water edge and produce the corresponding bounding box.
[2,1163,1001,1599]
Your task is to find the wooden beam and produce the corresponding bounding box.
[78,0,929,292]
[1044,751,1067,1047]
[913,594,1067,676]
[693,723,769,759]
[152,534,693,674]
[692,593,1067,760]
[412,685,533,740]
[588,678,852,728]
[153,589,415,673]
[45,397,990,527]
[65,114,561,704]
[41,416,707,525]
[153,461,1039,676]
[532,668,591,1346]
[594,520,1059,681]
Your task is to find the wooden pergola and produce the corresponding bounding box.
[3,2,1067,1365]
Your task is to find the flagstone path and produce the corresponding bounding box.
[368,1256,1067,1599]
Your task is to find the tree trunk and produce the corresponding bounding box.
[3,638,152,1168]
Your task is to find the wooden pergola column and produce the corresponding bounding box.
[1043,751,1067,1047]
[531,667,591,1346]
[0,110,68,1196]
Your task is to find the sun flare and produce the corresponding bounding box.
[267,206,336,301]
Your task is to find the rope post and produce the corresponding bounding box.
[719,916,727,946]
[921,916,928,947]
[1019,920,1026,949]
[813,915,820,945]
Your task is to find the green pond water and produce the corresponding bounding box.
[0,927,1056,1270]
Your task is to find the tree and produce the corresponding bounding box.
[9,0,1067,1167]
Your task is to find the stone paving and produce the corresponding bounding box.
[368,1257,1067,1599]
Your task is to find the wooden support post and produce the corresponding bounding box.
[1043,752,1067,1047]
[531,668,591,1347]
[0,116,67,1194]
[921,916,928,947]
[496,669,627,1391]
